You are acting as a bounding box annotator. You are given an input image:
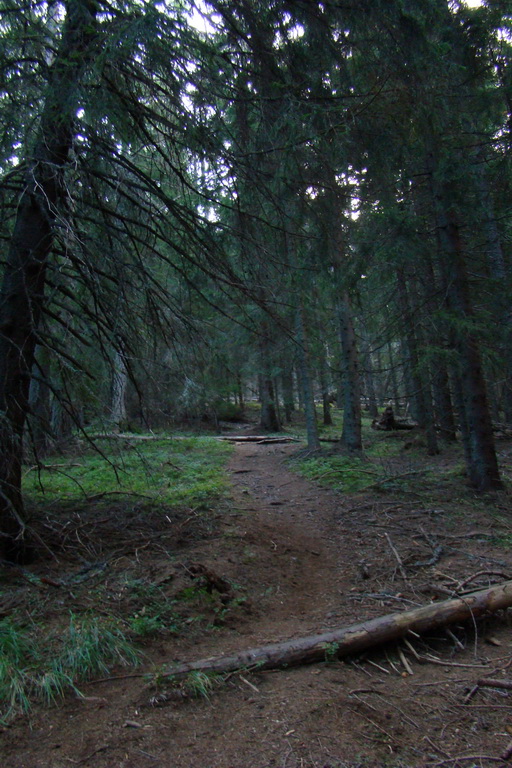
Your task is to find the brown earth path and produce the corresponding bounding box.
[2,440,512,768]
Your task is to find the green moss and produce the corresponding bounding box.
[23,435,233,509]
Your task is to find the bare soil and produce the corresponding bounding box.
[2,432,512,768]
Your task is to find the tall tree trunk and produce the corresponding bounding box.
[338,292,362,453]
[0,0,98,561]
[361,334,379,418]
[27,347,53,458]
[111,348,128,430]
[476,160,512,422]
[259,329,280,432]
[296,306,320,451]
[396,270,439,455]
[319,348,333,426]
[432,187,502,490]
[281,368,295,424]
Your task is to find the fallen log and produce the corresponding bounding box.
[86,433,174,441]
[160,580,512,681]
[215,436,300,444]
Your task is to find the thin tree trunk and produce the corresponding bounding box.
[281,369,295,424]
[259,330,280,433]
[362,334,379,418]
[338,292,362,452]
[387,343,402,415]
[396,270,439,455]
[111,348,128,429]
[296,306,320,450]
[0,0,98,561]
[319,349,333,426]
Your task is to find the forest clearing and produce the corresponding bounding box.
[2,411,512,768]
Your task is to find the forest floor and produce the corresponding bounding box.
[3,423,512,767]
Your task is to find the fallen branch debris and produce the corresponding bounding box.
[158,580,512,682]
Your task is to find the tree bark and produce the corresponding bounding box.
[319,348,333,426]
[338,292,362,452]
[435,201,502,490]
[396,269,439,455]
[111,347,129,429]
[0,0,98,561]
[296,305,320,450]
[259,328,280,433]
[280,368,295,424]
[159,580,512,682]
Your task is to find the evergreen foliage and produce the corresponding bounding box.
[1,0,511,556]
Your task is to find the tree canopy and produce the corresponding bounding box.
[1,0,511,558]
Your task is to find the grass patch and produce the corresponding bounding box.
[0,614,140,722]
[297,454,381,493]
[23,435,233,509]
[122,577,185,637]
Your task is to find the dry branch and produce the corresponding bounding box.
[159,581,512,681]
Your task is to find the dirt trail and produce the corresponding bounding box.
[2,440,512,768]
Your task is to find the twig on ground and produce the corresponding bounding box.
[384,532,410,584]
[445,627,465,651]
[421,654,488,669]
[502,739,512,761]
[456,570,511,592]
[426,756,506,766]
[403,637,421,661]
[398,646,414,675]
[423,735,451,758]
[239,675,260,693]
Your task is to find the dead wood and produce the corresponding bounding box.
[371,406,416,431]
[86,433,171,440]
[159,580,512,681]
[476,678,512,691]
[214,436,300,444]
[184,562,234,604]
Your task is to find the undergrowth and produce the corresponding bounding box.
[292,412,439,493]
[0,614,140,722]
[6,433,238,721]
[23,435,233,509]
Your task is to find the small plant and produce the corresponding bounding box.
[184,670,218,699]
[322,640,340,663]
[58,614,140,680]
[152,670,221,702]
[129,614,167,637]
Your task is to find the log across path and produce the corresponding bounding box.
[160,580,512,681]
